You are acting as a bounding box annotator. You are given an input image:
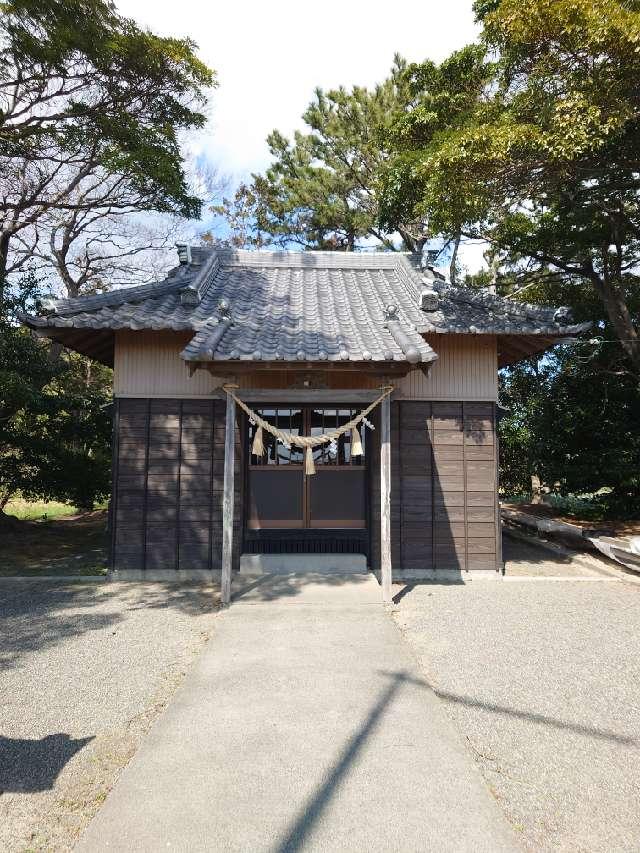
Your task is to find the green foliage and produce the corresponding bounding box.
[0,274,112,510]
[216,58,430,252]
[499,343,640,517]
[1,0,215,284]
[0,0,211,509]
[382,0,640,373]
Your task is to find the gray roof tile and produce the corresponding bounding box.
[21,248,591,365]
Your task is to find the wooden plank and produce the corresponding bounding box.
[380,392,392,603]
[465,445,495,461]
[431,402,463,421]
[118,398,148,414]
[432,429,464,446]
[466,491,495,506]
[221,390,236,605]
[108,400,120,569]
[468,538,496,553]
[432,446,464,461]
[494,403,503,574]
[466,506,495,522]
[464,402,494,417]
[141,399,151,571]
[464,430,494,446]
[214,388,389,404]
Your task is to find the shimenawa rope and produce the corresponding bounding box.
[222,385,393,475]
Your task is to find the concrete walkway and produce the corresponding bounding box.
[77,574,519,853]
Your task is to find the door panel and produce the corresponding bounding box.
[247,406,367,530]
[248,468,304,529]
[308,469,366,528]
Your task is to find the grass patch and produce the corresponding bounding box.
[5,498,80,521]
[5,497,108,522]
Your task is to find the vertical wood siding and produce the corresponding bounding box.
[395,335,498,401]
[370,400,499,573]
[113,331,215,398]
[112,398,243,572]
[113,331,497,401]
[112,397,498,575]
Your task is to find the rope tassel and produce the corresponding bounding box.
[223,384,394,475]
[351,426,363,456]
[251,425,264,457]
[305,446,316,476]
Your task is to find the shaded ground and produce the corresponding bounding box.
[0,580,219,852]
[0,511,108,576]
[502,531,621,578]
[392,539,640,853]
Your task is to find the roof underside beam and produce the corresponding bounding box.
[36,328,115,366]
[191,360,419,378]
[498,334,560,367]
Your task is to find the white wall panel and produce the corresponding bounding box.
[114,330,498,401]
[113,331,216,397]
[396,335,498,401]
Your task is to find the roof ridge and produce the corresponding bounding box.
[438,282,558,320]
[217,248,407,269]
[45,251,219,317]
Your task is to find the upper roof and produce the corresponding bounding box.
[21,247,591,368]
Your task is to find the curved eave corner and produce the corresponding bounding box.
[17,312,116,366]
[497,322,593,368]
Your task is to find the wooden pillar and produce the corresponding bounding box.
[221,387,237,606]
[380,391,392,603]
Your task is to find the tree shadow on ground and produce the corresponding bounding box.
[271,666,635,852]
[432,687,637,746]
[502,529,621,577]
[0,581,218,670]
[122,583,220,614]
[0,511,108,577]
[271,671,411,853]
[231,572,372,603]
[0,734,94,793]
[0,583,123,670]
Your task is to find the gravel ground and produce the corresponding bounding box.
[0,580,219,852]
[392,545,640,853]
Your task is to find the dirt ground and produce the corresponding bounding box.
[0,511,108,577]
[502,503,640,537]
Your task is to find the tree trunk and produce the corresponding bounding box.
[449,234,461,285]
[0,231,10,312]
[590,271,640,375]
[398,228,427,256]
[531,474,543,504]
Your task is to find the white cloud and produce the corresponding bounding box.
[117,1,487,272]
[117,0,479,177]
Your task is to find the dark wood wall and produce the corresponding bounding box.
[370,401,500,573]
[111,397,498,574]
[111,398,243,572]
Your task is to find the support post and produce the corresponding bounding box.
[221,388,237,606]
[380,390,392,603]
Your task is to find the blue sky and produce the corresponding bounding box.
[117,0,486,268]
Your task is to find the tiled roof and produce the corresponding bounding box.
[21,248,591,366]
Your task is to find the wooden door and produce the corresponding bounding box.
[247,407,366,531]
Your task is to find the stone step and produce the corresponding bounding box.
[239,552,367,575]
